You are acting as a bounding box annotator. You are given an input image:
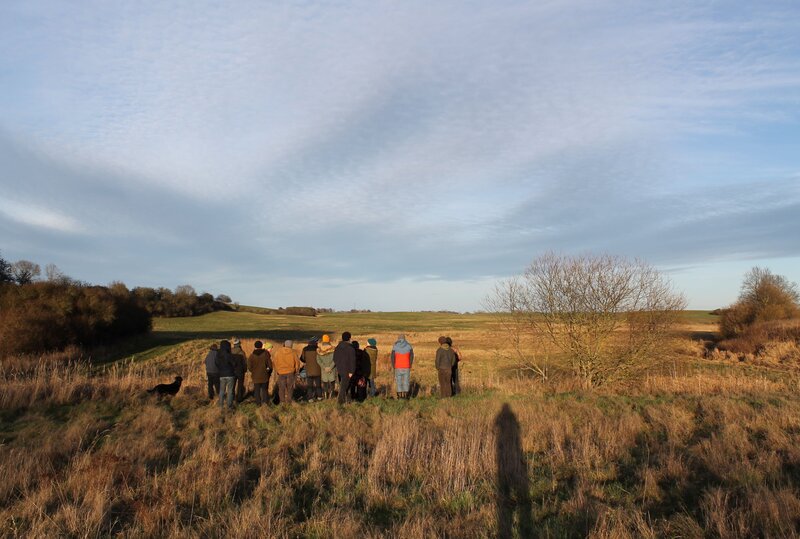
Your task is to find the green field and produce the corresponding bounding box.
[96,309,718,366]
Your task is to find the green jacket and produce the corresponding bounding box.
[365,346,378,378]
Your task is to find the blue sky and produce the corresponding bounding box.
[1,0,798,311]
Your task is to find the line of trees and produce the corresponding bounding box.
[0,278,152,357]
[132,285,233,318]
[0,252,237,357]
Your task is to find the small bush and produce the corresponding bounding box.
[718,320,800,356]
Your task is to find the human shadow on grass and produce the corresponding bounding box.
[495,403,534,539]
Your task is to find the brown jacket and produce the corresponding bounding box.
[435,344,456,370]
[247,349,272,384]
[301,346,321,377]
[273,346,301,375]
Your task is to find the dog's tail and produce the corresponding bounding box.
[146,388,156,394]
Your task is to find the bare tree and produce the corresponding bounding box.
[44,263,74,284]
[487,253,686,388]
[11,260,41,285]
[485,276,548,380]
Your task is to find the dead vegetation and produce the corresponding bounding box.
[3,327,800,537]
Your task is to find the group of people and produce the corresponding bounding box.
[203,332,463,410]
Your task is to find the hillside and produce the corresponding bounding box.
[4,310,800,537]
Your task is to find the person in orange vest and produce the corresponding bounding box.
[390,334,414,399]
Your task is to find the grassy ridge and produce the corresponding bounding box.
[7,309,773,538]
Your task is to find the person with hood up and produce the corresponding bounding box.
[446,337,463,396]
[333,331,356,404]
[273,340,301,404]
[300,337,322,401]
[247,341,273,405]
[435,336,456,398]
[391,334,414,399]
[215,340,237,410]
[365,338,378,397]
[317,334,336,399]
[231,338,247,403]
[204,343,220,400]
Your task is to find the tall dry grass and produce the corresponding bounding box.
[3,334,800,537]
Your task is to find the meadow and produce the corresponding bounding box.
[2,310,800,538]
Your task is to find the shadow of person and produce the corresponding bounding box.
[495,403,534,538]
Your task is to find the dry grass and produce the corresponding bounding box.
[3,323,800,537]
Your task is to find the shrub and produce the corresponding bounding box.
[0,281,151,357]
[133,286,231,317]
[486,252,686,388]
[719,267,799,338]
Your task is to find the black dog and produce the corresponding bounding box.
[147,376,183,396]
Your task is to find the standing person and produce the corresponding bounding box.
[317,334,336,399]
[446,337,462,396]
[349,341,370,402]
[300,337,323,402]
[247,341,273,405]
[333,331,356,404]
[365,338,378,397]
[436,336,456,398]
[391,334,414,399]
[215,340,237,410]
[204,343,220,400]
[273,340,301,404]
[231,338,247,403]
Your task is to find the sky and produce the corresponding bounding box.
[1,1,799,311]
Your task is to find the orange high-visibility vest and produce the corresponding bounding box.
[394,352,411,369]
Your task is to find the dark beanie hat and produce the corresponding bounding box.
[342,331,351,341]
[254,340,263,349]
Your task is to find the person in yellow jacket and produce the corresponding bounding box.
[272,340,301,404]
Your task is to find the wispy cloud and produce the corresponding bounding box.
[0,1,798,309]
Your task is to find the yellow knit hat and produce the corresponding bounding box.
[322,334,330,343]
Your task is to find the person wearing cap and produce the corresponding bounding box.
[333,331,356,404]
[204,343,220,400]
[317,334,336,399]
[435,336,456,398]
[215,340,237,410]
[273,340,301,404]
[300,337,323,402]
[446,337,462,396]
[247,341,273,405]
[231,338,248,403]
[391,334,414,399]
[365,338,379,397]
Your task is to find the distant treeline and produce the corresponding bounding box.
[238,305,318,317]
[0,280,151,357]
[132,285,233,318]
[0,252,236,357]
